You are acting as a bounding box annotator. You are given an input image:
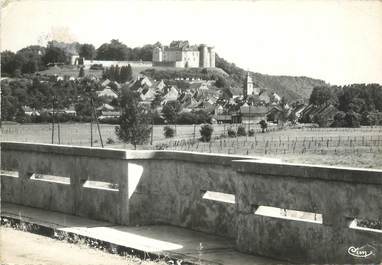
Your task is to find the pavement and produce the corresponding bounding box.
[1,202,286,265]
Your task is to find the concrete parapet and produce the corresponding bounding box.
[1,142,381,263]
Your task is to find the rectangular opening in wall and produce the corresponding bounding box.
[254,206,322,224]
[29,173,70,185]
[349,218,382,233]
[1,170,19,178]
[202,190,235,204]
[82,180,119,192]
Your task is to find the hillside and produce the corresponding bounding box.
[215,55,327,101]
[37,56,327,102]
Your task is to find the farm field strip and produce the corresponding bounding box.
[2,123,382,168]
[2,123,382,146]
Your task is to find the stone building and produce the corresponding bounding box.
[153,41,215,68]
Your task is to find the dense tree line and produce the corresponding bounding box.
[96,40,154,61]
[1,77,104,123]
[1,40,155,77]
[102,65,133,83]
[309,84,382,127]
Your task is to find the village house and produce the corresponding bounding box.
[96,88,118,99]
[240,103,268,124]
[22,106,40,117]
[267,105,283,123]
[162,86,179,102]
[299,104,338,127]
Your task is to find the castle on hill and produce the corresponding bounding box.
[152,41,215,68]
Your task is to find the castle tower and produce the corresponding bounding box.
[209,47,215,68]
[152,47,163,62]
[199,44,209,67]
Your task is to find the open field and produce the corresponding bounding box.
[2,123,382,169]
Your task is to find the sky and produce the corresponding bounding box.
[1,0,382,85]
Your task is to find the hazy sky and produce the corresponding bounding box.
[1,0,382,85]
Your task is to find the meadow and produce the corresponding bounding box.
[2,122,382,169]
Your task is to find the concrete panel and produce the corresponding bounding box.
[21,179,74,214]
[236,214,382,263]
[127,159,238,238]
[77,187,120,223]
[1,176,22,205]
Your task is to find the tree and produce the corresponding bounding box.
[79,44,96,60]
[126,64,133,81]
[259,120,268,133]
[79,67,85,77]
[114,65,120,82]
[309,86,337,106]
[279,97,290,126]
[200,124,214,142]
[151,92,163,109]
[162,101,181,124]
[215,76,228,88]
[42,46,67,65]
[17,45,46,73]
[117,65,133,83]
[119,66,129,83]
[96,39,130,60]
[115,87,152,149]
[344,111,361,128]
[1,51,19,75]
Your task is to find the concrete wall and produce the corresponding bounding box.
[233,160,382,264]
[78,60,152,68]
[1,142,381,264]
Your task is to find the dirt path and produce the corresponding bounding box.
[0,227,165,265]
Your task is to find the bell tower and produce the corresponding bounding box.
[245,72,254,96]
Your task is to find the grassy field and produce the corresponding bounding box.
[2,123,382,169]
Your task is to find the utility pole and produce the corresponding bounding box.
[150,120,154,145]
[91,98,103,148]
[51,98,55,144]
[57,118,61,144]
[90,112,93,147]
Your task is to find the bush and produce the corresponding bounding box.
[152,111,165,125]
[227,127,236,137]
[163,126,175,138]
[248,129,255,136]
[344,111,361,128]
[106,137,115,144]
[90,64,104,70]
[199,124,213,142]
[237,125,247,136]
[175,110,211,125]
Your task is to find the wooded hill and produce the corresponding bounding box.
[215,55,327,101]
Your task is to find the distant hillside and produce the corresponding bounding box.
[215,55,327,101]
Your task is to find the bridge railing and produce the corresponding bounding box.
[1,142,381,263]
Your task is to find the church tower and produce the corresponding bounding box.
[245,72,254,96]
[244,72,260,97]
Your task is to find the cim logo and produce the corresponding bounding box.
[348,244,376,258]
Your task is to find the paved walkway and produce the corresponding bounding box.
[1,226,165,265]
[1,203,286,265]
